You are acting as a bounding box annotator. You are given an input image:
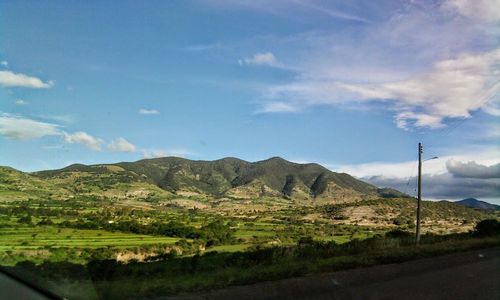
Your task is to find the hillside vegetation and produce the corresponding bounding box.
[32,157,384,202]
[0,157,497,268]
[1,157,499,299]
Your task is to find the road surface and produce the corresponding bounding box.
[168,247,500,300]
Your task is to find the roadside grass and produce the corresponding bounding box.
[90,235,500,300]
[6,233,499,300]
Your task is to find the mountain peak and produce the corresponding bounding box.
[455,198,500,210]
[33,156,387,202]
[258,156,288,163]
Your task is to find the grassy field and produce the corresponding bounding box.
[211,244,250,252]
[0,192,498,300]
[0,194,497,268]
[5,232,499,300]
[0,226,181,251]
[0,225,183,266]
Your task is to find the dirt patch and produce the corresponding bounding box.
[340,206,378,225]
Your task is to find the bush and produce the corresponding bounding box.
[474,219,500,237]
[298,236,314,245]
[392,216,411,226]
[385,229,413,239]
[17,215,33,225]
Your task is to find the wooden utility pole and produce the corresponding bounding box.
[415,142,423,245]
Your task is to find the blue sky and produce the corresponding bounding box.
[1,0,499,202]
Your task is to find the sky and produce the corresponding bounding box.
[0,0,499,203]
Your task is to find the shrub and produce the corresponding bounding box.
[392,216,411,226]
[474,219,500,237]
[297,236,314,245]
[385,229,413,239]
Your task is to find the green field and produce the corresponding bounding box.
[0,187,497,270]
[211,244,250,252]
[0,180,498,300]
[0,226,181,251]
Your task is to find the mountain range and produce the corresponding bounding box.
[454,198,500,211]
[2,156,405,203]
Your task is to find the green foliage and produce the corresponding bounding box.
[199,219,235,246]
[392,216,412,226]
[4,232,500,300]
[27,156,379,199]
[17,215,32,225]
[474,219,500,236]
[385,229,413,240]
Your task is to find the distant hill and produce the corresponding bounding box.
[2,158,495,230]
[33,156,390,203]
[454,198,500,211]
[0,166,69,201]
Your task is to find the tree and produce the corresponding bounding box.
[17,214,32,225]
[474,219,500,236]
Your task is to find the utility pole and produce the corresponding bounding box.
[415,142,423,245]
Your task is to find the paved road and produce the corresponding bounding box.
[168,248,500,300]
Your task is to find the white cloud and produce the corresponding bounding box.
[337,50,500,129]
[0,113,128,153]
[264,49,500,129]
[256,101,299,113]
[0,114,60,139]
[225,1,498,131]
[0,61,8,67]
[36,114,74,124]
[107,137,136,152]
[366,173,500,201]
[334,160,444,179]
[141,149,191,159]
[15,99,28,105]
[63,132,104,151]
[138,108,160,115]
[0,70,54,88]
[332,148,500,179]
[329,149,500,201]
[482,93,500,116]
[444,0,500,23]
[239,52,279,67]
[446,160,500,179]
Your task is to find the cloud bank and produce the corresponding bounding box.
[141,149,191,159]
[107,137,137,152]
[339,154,500,201]
[224,0,500,130]
[0,70,54,88]
[446,160,500,179]
[0,114,60,139]
[366,173,500,201]
[0,114,137,153]
[63,132,104,151]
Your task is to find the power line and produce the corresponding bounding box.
[404,156,418,196]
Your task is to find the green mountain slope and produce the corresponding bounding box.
[454,198,500,211]
[33,156,383,202]
[0,166,69,200]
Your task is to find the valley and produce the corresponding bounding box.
[0,157,495,265]
[0,157,498,299]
